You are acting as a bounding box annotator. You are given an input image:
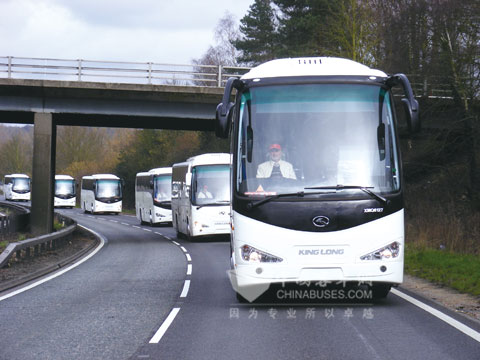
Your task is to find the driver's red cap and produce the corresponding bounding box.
[269,143,281,150]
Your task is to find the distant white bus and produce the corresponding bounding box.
[3,174,31,201]
[54,175,76,208]
[81,174,123,214]
[135,167,172,225]
[172,153,231,239]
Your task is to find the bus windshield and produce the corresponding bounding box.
[236,83,400,197]
[154,175,172,201]
[192,165,230,205]
[13,178,30,192]
[96,179,122,199]
[55,180,75,196]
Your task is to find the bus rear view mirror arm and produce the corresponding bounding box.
[387,73,420,133]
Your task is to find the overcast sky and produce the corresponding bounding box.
[0,0,253,65]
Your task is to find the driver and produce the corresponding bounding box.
[256,143,296,180]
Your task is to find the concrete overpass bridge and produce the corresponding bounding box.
[0,56,252,235]
[0,56,459,235]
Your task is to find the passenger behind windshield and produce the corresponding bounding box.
[256,143,296,180]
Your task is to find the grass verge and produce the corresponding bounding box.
[405,245,480,296]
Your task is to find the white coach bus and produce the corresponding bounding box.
[3,174,31,201]
[171,153,231,240]
[81,174,123,214]
[54,175,76,208]
[216,57,420,300]
[135,167,172,225]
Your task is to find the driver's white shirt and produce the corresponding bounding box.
[256,160,296,179]
[197,191,213,199]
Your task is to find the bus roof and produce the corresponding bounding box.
[241,57,387,80]
[175,153,231,168]
[136,167,172,178]
[55,174,74,180]
[5,173,30,178]
[82,174,120,180]
[148,167,172,175]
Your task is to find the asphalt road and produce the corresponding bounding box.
[1,207,479,359]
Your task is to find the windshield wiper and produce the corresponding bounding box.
[304,185,389,205]
[196,200,230,209]
[247,190,335,210]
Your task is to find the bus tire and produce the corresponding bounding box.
[186,221,193,242]
[175,219,181,239]
[372,283,391,299]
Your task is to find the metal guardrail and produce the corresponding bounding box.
[0,202,76,268]
[0,56,250,87]
[0,201,29,237]
[0,222,76,268]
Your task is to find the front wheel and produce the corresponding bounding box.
[372,283,392,299]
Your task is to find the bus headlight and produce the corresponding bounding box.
[360,241,400,260]
[241,244,283,263]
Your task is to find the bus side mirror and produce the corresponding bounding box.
[215,102,234,138]
[401,98,420,133]
[121,179,125,188]
[216,77,243,139]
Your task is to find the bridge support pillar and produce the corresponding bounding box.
[31,112,56,236]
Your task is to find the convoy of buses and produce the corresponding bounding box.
[1,57,420,302]
[1,154,232,240]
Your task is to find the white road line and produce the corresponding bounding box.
[186,253,192,262]
[180,246,187,253]
[109,220,118,223]
[149,308,181,344]
[164,236,171,240]
[0,225,106,302]
[172,241,180,246]
[143,229,152,232]
[154,232,162,235]
[186,264,192,275]
[133,226,141,229]
[180,280,191,298]
[121,222,129,226]
[392,288,480,342]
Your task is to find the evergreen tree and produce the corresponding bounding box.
[234,0,278,65]
[273,0,335,57]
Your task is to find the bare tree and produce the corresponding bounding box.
[192,12,244,86]
[430,0,480,205]
[0,132,33,176]
[324,0,379,67]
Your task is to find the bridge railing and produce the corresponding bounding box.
[0,56,250,87]
[1,56,473,100]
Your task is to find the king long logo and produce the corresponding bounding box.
[312,216,330,227]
